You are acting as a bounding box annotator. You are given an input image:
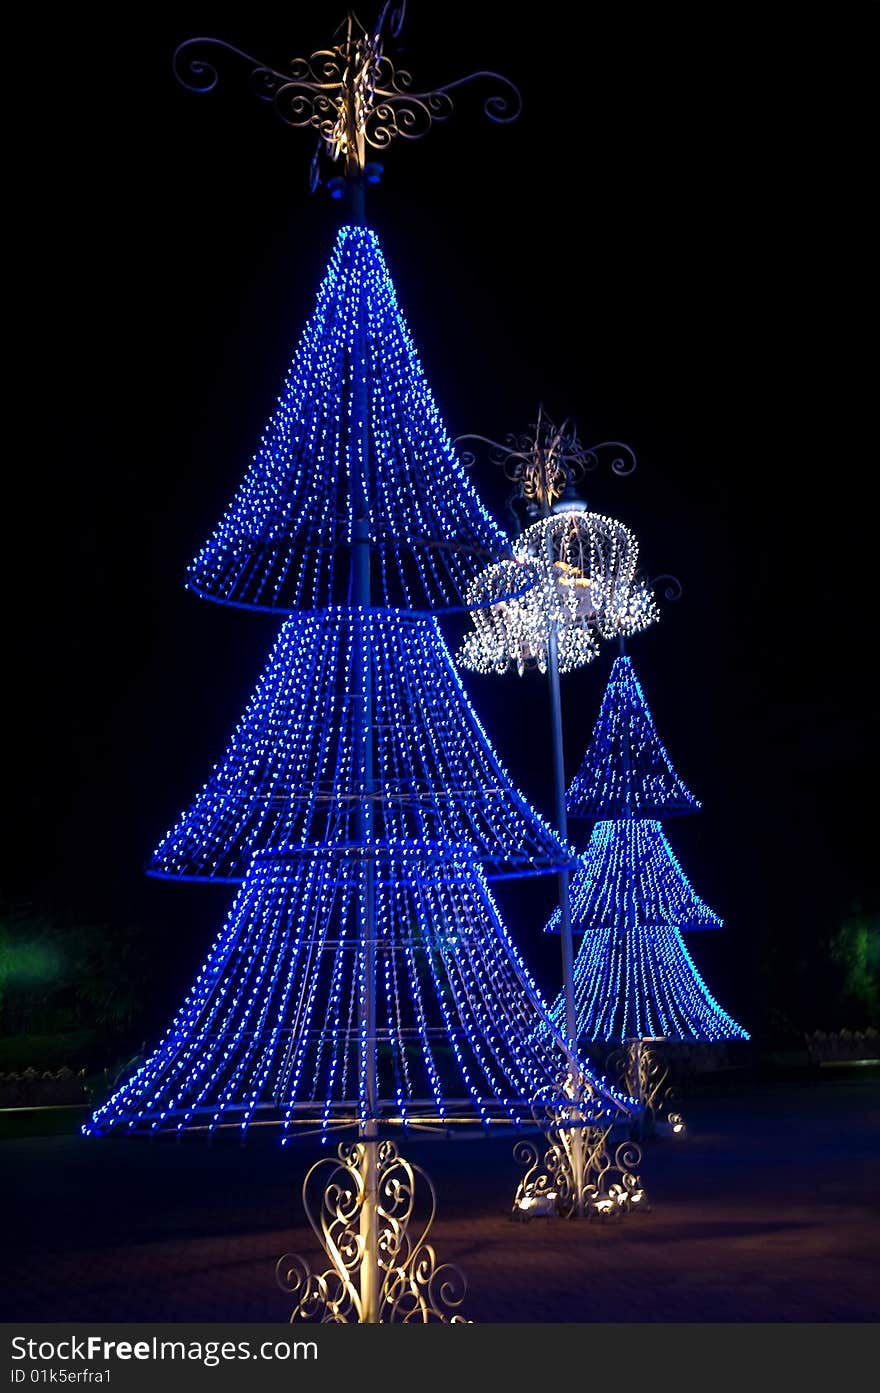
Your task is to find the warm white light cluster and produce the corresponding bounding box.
[459,512,659,677]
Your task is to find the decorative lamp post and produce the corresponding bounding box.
[546,640,750,1138]
[458,409,657,1214]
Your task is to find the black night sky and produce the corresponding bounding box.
[8,3,877,1045]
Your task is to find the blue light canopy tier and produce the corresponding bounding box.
[458,512,658,678]
[185,224,512,614]
[566,655,700,819]
[548,921,749,1043]
[87,844,637,1137]
[149,608,573,882]
[544,821,722,934]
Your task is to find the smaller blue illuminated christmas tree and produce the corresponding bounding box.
[565,655,700,820]
[547,653,748,1043]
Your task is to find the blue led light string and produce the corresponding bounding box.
[87,847,638,1136]
[566,654,700,819]
[148,610,571,883]
[211,889,285,1134]
[192,871,290,1132]
[203,891,278,1129]
[545,822,722,933]
[322,622,360,851]
[391,619,469,851]
[105,882,249,1127]
[185,227,512,615]
[275,863,331,1132]
[414,874,492,1128]
[397,876,447,1121]
[456,876,542,1118]
[561,924,748,1042]
[317,871,354,1134]
[436,874,527,1123]
[376,618,433,851]
[381,893,410,1127]
[270,856,324,1104]
[243,917,300,1130]
[246,860,328,1130]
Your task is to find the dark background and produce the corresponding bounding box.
[6,2,877,1054]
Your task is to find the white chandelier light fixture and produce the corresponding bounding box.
[459,510,659,677]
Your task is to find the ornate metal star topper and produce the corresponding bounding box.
[173,2,522,192]
[457,405,638,521]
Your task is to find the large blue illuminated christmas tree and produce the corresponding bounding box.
[88,224,625,1137]
[84,10,649,1317]
[547,650,748,1044]
[84,217,642,1316]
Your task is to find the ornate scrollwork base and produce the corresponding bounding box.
[512,1078,647,1220]
[277,1139,469,1322]
[608,1039,686,1141]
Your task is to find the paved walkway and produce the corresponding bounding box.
[2,1075,877,1322]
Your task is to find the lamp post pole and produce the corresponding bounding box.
[537,497,578,1051]
[546,627,577,1045]
[458,412,613,1056]
[546,620,588,1211]
[458,414,644,1213]
[534,468,585,1210]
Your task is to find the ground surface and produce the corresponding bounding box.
[2,1073,878,1322]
